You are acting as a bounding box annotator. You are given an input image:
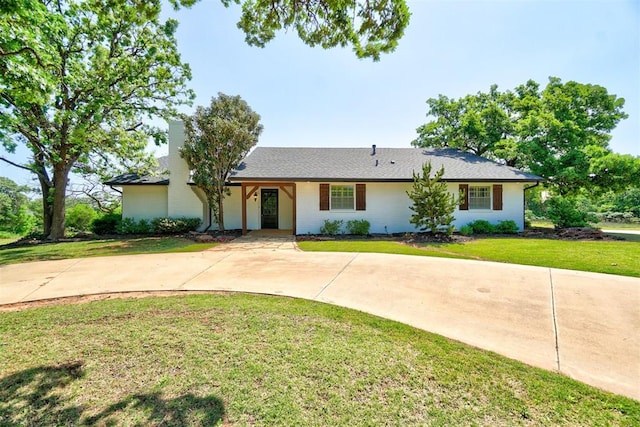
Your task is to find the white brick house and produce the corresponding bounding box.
[105,120,542,234]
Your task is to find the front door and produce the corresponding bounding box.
[261,189,278,229]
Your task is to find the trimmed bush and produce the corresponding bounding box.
[151,217,201,234]
[320,219,343,236]
[91,213,121,235]
[346,219,370,236]
[66,203,98,232]
[495,220,519,234]
[546,196,597,229]
[116,217,152,234]
[468,220,495,234]
[459,225,474,236]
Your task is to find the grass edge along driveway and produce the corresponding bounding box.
[1,294,638,425]
[0,237,216,266]
[297,238,640,278]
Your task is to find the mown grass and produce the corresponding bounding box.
[0,294,637,426]
[298,238,640,277]
[0,237,216,265]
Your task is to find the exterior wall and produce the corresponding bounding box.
[122,186,168,220]
[221,186,243,230]
[449,182,526,230]
[295,181,527,234]
[167,120,204,220]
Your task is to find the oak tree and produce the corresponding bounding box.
[180,93,263,231]
[0,0,194,239]
[413,78,629,195]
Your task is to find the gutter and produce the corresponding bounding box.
[108,185,122,195]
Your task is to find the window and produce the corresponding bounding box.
[331,185,355,210]
[469,186,491,209]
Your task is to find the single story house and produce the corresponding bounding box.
[105,120,542,234]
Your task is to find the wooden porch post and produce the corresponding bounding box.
[241,183,247,235]
[292,183,296,235]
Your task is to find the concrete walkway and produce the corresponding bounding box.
[1,244,638,400]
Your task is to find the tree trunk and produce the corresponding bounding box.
[48,166,70,240]
[217,190,225,232]
[36,174,54,237]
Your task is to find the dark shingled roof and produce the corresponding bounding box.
[103,156,169,185]
[228,147,542,182]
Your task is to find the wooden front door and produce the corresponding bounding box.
[261,189,278,229]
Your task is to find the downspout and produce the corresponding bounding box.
[108,185,122,195]
[523,181,540,229]
[204,206,212,232]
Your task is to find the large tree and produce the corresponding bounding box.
[413,78,630,195]
[1,0,410,240]
[181,93,263,231]
[0,0,194,239]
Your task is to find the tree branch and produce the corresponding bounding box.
[0,156,34,173]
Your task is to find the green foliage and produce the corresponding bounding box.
[413,78,629,195]
[407,162,457,235]
[495,220,519,234]
[459,225,474,236]
[150,217,201,234]
[546,196,598,229]
[232,0,410,61]
[181,93,262,232]
[116,218,152,235]
[0,0,194,239]
[91,213,122,235]
[0,177,35,234]
[65,204,98,232]
[320,219,343,236]
[467,220,495,234]
[345,219,370,236]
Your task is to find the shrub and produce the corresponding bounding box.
[346,219,370,235]
[66,203,98,232]
[468,220,495,234]
[116,217,153,234]
[546,196,597,229]
[495,220,519,234]
[320,219,343,236]
[151,217,201,234]
[91,213,121,235]
[459,225,474,236]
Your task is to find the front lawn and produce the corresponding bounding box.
[1,294,637,425]
[0,237,216,265]
[298,238,640,277]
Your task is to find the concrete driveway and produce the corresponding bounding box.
[1,245,638,400]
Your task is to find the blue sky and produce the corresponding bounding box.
[3,0,639,186]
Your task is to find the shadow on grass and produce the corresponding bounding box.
[0,361,225,426]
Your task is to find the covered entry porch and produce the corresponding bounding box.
[240,182,296,235]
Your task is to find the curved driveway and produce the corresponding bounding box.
[1,244,638,400]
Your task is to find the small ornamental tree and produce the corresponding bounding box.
[407,162,457,235]
[181,93,263,231]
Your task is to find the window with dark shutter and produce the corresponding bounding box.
[459,184,469,210]
[355,184,366,211]
[319,184,329,211]
[493,184,503,211]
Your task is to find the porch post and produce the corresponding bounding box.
[292,183,296,235]
[241,183,247,235]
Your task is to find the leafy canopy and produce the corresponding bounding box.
[0,0,194,239]
[170,0,411,60]
[181,93,263,231]
[406,162,457,235]
[413,78,632,195]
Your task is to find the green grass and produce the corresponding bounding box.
[298,238,640,277]
[0,237,216,265]
[1,294,637,425]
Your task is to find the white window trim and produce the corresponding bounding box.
[469,185,492,210]
[330,184,355,211]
